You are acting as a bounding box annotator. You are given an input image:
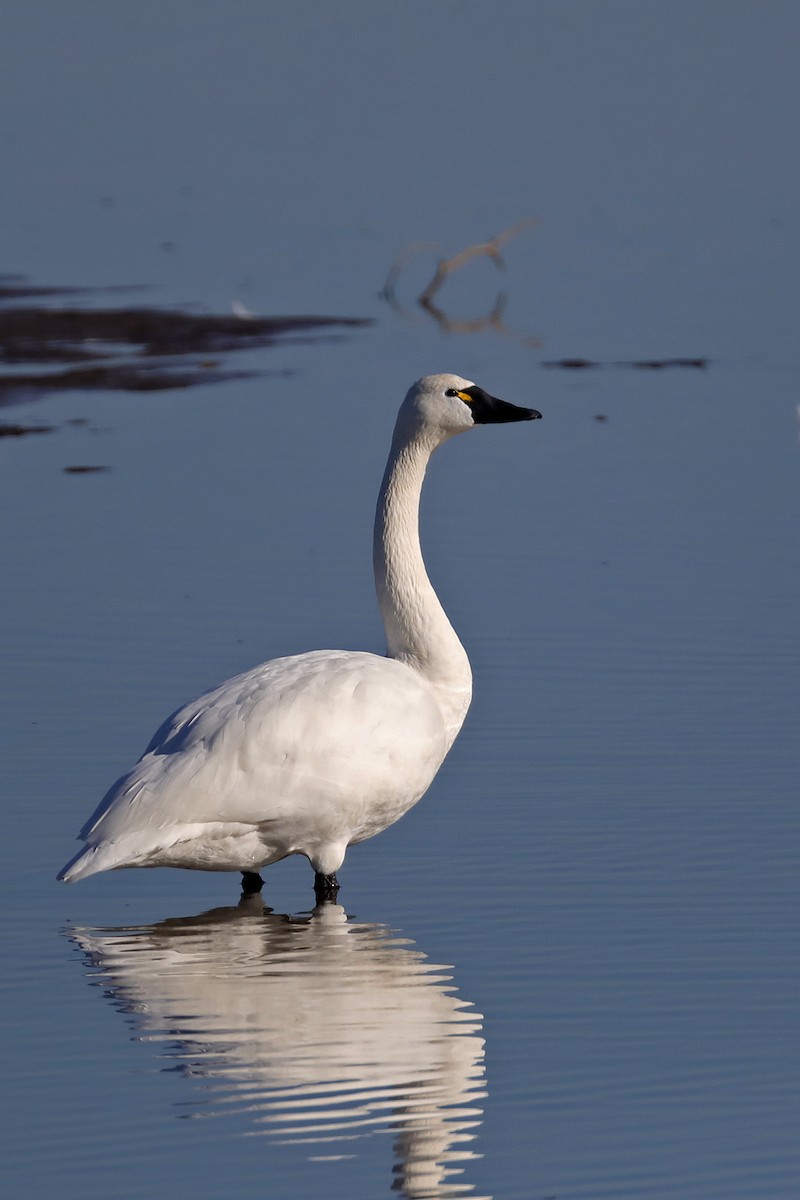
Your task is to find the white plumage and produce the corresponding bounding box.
[58,374,539,895]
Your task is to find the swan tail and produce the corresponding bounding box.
[58,843,118,882]
[57,834,159,882]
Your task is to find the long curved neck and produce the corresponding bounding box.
[373,425,472,740]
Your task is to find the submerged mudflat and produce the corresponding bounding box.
[0,278,369,406]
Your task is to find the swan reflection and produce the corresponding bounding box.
[68,898,490,1199]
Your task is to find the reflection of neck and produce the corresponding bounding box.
[373,426,472,741]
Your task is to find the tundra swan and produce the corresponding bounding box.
[58,374,540,900]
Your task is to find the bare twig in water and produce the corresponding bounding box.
[419,291,540,347]
[418,218,538,305]
[420,291,510,337]
[381,219,540,345]
[379,242,440,302]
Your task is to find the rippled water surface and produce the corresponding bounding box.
[69,902,488,1198]
[2,4,799,1198]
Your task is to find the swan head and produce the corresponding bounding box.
[398,373,541,442]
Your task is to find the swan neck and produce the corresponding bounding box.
[373,426,472,734]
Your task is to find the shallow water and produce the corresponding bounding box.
[2,4,799,1199]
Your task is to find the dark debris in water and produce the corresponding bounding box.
[62,465,112,474]
[542,357,708,370]
[0,278,97,303]
[0,305,369,362]
[0,277,371,406]
[0,362,256,401]
[0,421,56,438]
[631,358,708,370]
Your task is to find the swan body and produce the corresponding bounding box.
[58,374,540,891]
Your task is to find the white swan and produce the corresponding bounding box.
[58,374,540,899]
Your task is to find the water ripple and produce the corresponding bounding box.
[67,899,490,1200]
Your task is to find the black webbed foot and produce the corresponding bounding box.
[314,872,340,904]
[241,870,264,894]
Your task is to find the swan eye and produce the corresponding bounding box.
[445,388,459,397]
[446,387,473,403]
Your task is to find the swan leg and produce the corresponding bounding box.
[241,870,264,894]
[314,872,340,904]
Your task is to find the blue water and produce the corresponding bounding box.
[1,3,799,1198]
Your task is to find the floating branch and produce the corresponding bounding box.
[381,219,540,345]
[418,218,538,305]
[379,241,440,303]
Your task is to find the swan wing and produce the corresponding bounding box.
[70,650,448,871]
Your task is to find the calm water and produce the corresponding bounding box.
[2,3,799,1198]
